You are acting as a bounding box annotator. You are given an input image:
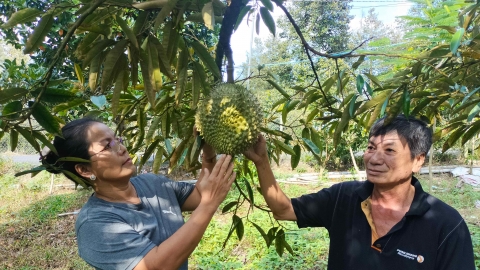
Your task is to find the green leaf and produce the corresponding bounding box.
[243,177,255,207]
[53,99,86,113]
[2,101,22,120]
[402,88,411,117]
[32,131,57,155]
[259,127,292,140]
[1,8,43,29]
[192,61,210,96]
[356,75,364,95]
[468,103,480,122]
[14,166,46,177]
[260,0,274,11]
[275,229,285,256]
[101,40,128,92]
[380,96,389,117]
[306,108,319,123]
[82,39,116,68]
[273,139,296,155]
[234,5,252,30]
[302,138,320,156]
[152,147,165,174]
[133,10,150,35]
[450,28,465,54]
[191,40,221,78]
[462,87,480,105]
[364,73,382,88]
[140,139,161,168]
[74,63,84,86]
[154,0,179,30]
[251,222,269,247]
[31,103,61,137]
[55,157,90,163]
[10,130,18,152]
[201,1,215,30]
[259,7,275,36]
[462,120,480,145]
[291,145,301,169]
[33,88,77,104]
[366,83,373,96]
[24,14,54,54]
[222,201,239,213]
[349,94,358,117]
[267,79,289,99]
[0,88,29,104]
[116,15,139,49]
[61,170,88,189]
[352,55,365,70]
[333,106,352,147]
[176,39,189,105]
[233,215,244,241]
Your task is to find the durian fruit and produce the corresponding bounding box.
[195,83,263,155]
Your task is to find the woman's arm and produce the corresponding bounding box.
[135,155,235,270]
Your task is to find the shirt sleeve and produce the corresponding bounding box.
[291,182,343,229]
[169,180,195,207]
[76,212,156,270]
[435,219,476,270]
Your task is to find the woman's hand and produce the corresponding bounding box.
[196,155,235,208]
[244,134,269,165]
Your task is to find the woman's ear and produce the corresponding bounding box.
[75,164,93,179]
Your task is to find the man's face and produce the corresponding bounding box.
[363,131,425,187]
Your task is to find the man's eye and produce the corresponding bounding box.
[104,141,113,150]
[367,146,374,150]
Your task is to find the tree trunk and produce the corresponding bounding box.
[349,146,361,180]
[429,117,435,186]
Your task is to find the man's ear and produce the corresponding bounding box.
[75,164,93,179]
[412,153,426,173]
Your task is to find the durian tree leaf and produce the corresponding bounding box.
[306,108,319,123]
[302,138,320,156]
[61,170,88,189]
[443,126,466,152]
[32,87,77,104]
[450,28,465,54]
[55,157,90,163]
[259,127,292,140]
[31,103,62,137]
[14,166,46,177]
[1,8,43,29]
[152,147,165,174]
[222,201,239,213]
[88,51,102,91]
[352,55,365,70]
[191,40,221,78]
[366,83,373,96]
[74,63,85,86]
[310,129,322,151]
[271,98,287,110]
[333,106,352,147]
[23,13,54,54]
[266,227,278,247]
[161,112,171,138]
[133,107,146,152]
[273,139,296,156]
[436,25,457,34]
[250,221,270,247]
[259,7,275,36]
[380,96,389,117]
[2,101,22,120]
[176,39,189,105]
[16,126,40,152]
[139,138,161,170]
[116,15,139,49]
[302,127,310,140]
[462,87,480,105]
[291,145,301,169]
[53,99,86,113]
[155,0,179,30]
[468,103,480,122]
[32,130,57,155]
[139,45,156,107]
[461,120,480,145]
[364,73,382,88]
[0,88,29,104]
[146,116,162,143]
[283,236,294,255]
[147,38,163,91]
[267,79,289,99]
[222,214,239,248]
[178,148,188,167]
[202,1,215,30]
[241,177,255,208]
[163,21,180,64]
[234,5,252,31]
[233,214,244,241]
[192,61,210,96]
[190,135,202,165]
[402,88,411,117]
[101,39,128,92]
[192,67,201,108]
[168,139,188,173]
[10,130,18,152]
[356,75,365,95]
[112,61,128,117]
[349,94,358,117]
[356,90,391,115]
[82,39,115,68]
[133,10,150,35]
[275,229,285,257]
[260,0,274,11]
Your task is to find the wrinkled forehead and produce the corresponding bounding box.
[368,131,409,148]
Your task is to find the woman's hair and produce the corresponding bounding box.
[43,117,101,186]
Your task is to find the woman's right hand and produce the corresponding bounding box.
[195,155,236,208]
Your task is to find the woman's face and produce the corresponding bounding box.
[85,122,136,182]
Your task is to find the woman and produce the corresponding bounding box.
[44,118,235,270]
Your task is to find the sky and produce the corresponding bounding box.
[230,0,413,68]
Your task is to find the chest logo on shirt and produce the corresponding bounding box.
[397,249,424,263]
[162,207,177,216]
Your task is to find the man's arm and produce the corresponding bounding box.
[244,135,297,221]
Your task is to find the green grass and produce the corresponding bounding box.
[0,156,479,269]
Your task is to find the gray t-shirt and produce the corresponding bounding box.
[75,173,195,270]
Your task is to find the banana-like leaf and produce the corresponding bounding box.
[146,116,162,143]
[0,88,29,105]
[168,139,188,173]
[1,8,43,29]
[24,14,54,54]
[191,40,221,78]
[259,7,275,36]
[149,37,174,80]
[31,103,62,137]
[139,46,156,107]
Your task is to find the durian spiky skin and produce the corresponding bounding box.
[195,83,263,155]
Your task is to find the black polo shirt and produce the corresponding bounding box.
[291,177,475,270]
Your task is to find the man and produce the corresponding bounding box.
[245,115,475,270]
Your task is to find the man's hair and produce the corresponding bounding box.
[369,115,432,159]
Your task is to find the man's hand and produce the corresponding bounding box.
[244,134,268,165]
